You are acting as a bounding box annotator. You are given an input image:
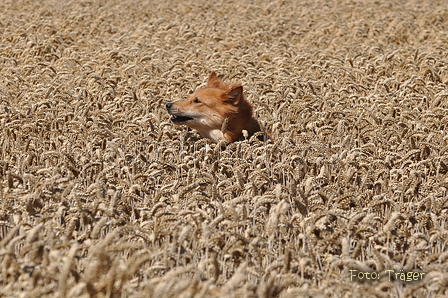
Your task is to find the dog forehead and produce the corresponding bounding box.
[192,87,225,99]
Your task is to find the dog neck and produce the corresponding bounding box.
[197,128,226,142]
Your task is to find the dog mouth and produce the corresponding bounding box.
[170,115,194,123]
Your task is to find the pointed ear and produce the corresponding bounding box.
[207,71,221,88]
[223,85,243,104]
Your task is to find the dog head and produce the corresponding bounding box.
[166,72,244,132]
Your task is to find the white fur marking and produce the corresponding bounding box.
[207,129,225,142]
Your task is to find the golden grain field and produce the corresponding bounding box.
[1,0,448,297]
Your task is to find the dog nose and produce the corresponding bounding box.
[166,103,172,110]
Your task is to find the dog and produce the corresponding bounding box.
[166,72,266,143]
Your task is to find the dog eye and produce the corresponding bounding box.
[193,98,201,103]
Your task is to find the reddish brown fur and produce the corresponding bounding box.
[166,72,265,143]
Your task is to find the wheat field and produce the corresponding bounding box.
[1,0,448,297]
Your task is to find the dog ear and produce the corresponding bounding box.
[223,85,243,104]
[207,71,221,88]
